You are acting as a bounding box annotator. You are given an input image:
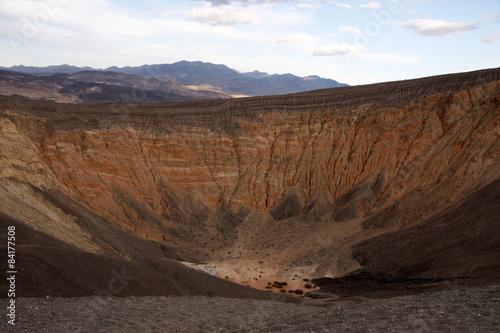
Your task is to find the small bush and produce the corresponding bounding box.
[303,278,309,282]
[305,284,312,289]
[294,290,304,295]
[288,290,294,293]
[280,289,286,293]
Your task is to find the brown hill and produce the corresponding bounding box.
[0,68,499,298]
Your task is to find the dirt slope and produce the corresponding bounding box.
[0,212,301,302]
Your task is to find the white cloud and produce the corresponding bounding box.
[360,2,383,10]
[339,25,363,35]
[399,0,429,9]
[312,43,364,56]
[330,2,352,9]
[297,1,325,9]
[481,31,500,43]
[182,5,262,25]
[487,12,500,21]
[0,0,44,17]
[187,0,333,8]
[311,42,420,63]
[358,53,421,63]
[268,32,318,55]
[270,32,315,43]
[402,19,477,36]
[3,0,145,43]
[166,2,306,26]
[188,0,295,5]
[267,32,318,57]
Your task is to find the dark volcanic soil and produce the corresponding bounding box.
[2,286,499,332]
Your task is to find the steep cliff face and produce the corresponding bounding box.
[1,68,499,287]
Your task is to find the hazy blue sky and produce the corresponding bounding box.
[1,0,499,84]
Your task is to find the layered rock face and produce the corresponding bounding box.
[1,68,499,286]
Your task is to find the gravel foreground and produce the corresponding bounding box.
[3,286,499,332]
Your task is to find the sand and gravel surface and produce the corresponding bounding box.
[3,285,499,332]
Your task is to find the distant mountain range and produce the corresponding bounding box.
[0,69,231,104]
[104,61,348,96]
[0,61,347,103]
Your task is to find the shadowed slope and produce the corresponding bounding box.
[0,212,300,302]
[353,179,500,280]
[311,179,500,298]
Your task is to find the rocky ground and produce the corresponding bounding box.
[2,285,499,332]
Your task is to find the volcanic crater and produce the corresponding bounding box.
[1,68,499,302]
